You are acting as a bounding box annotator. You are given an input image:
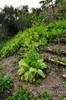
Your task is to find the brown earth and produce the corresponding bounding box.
[0,35,66,100]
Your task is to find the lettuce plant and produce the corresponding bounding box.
[18,47,47,82]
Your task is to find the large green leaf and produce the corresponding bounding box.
[18,67,25,75]
[23,71,29,81]
[19,59,29,68]
[37,69,45,78]
[29,67,37,73]
[37,59,47,69]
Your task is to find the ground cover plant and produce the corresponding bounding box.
[38,92,50,100]
[0,76,13,93]
[6,88,50,100]
[6,88,36,100]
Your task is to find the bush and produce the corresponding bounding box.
[46,20,66,39]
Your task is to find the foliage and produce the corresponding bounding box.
[6,88,50,100]
[0,25,47,59]
[0,20,66,59]
[18,47,47,82]
[0,40,6,50]
[0,0,66,39]
[0,6,18,36]
[6,88,36,100]
[45,20,66,39]
[38,92,50,100]
[40,0,55,23]
[0,33,23,59]
[55,0,66,20]
[17,12,32,31]
[0,76,13,93]
[0,5,32,38]
[21,25,47,47]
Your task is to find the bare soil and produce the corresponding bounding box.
[0,54,66,100]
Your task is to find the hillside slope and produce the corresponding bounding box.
[0,33,66,100]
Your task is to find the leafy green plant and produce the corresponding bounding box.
[0,20,66,59]
[6,88,36,100]
[6,88,51,100]
[0,76,13,93]
[38,92,50,100]
[18,47,47,82]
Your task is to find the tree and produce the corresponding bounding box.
[0,5,32,39]
[55,0,66,20]
[1,6,18,36]
[39,0,55,22]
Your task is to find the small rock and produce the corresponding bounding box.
[63,98,66,100]
[62,74,66,79]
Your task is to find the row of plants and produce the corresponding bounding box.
[17,20,66,82]
[0,75,50,100]
[6,87,66,100]
[0,20,66,59]
[0,20,66,82]
[0,76,65,100]
[6,88,50,100]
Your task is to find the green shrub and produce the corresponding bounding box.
[0,33,23,59]
[47,20,66,31]
[6,88,36,100]
[45,20,66,39]
[0,76,13,93]
[0,25,47,59]
[18,47,47,82]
